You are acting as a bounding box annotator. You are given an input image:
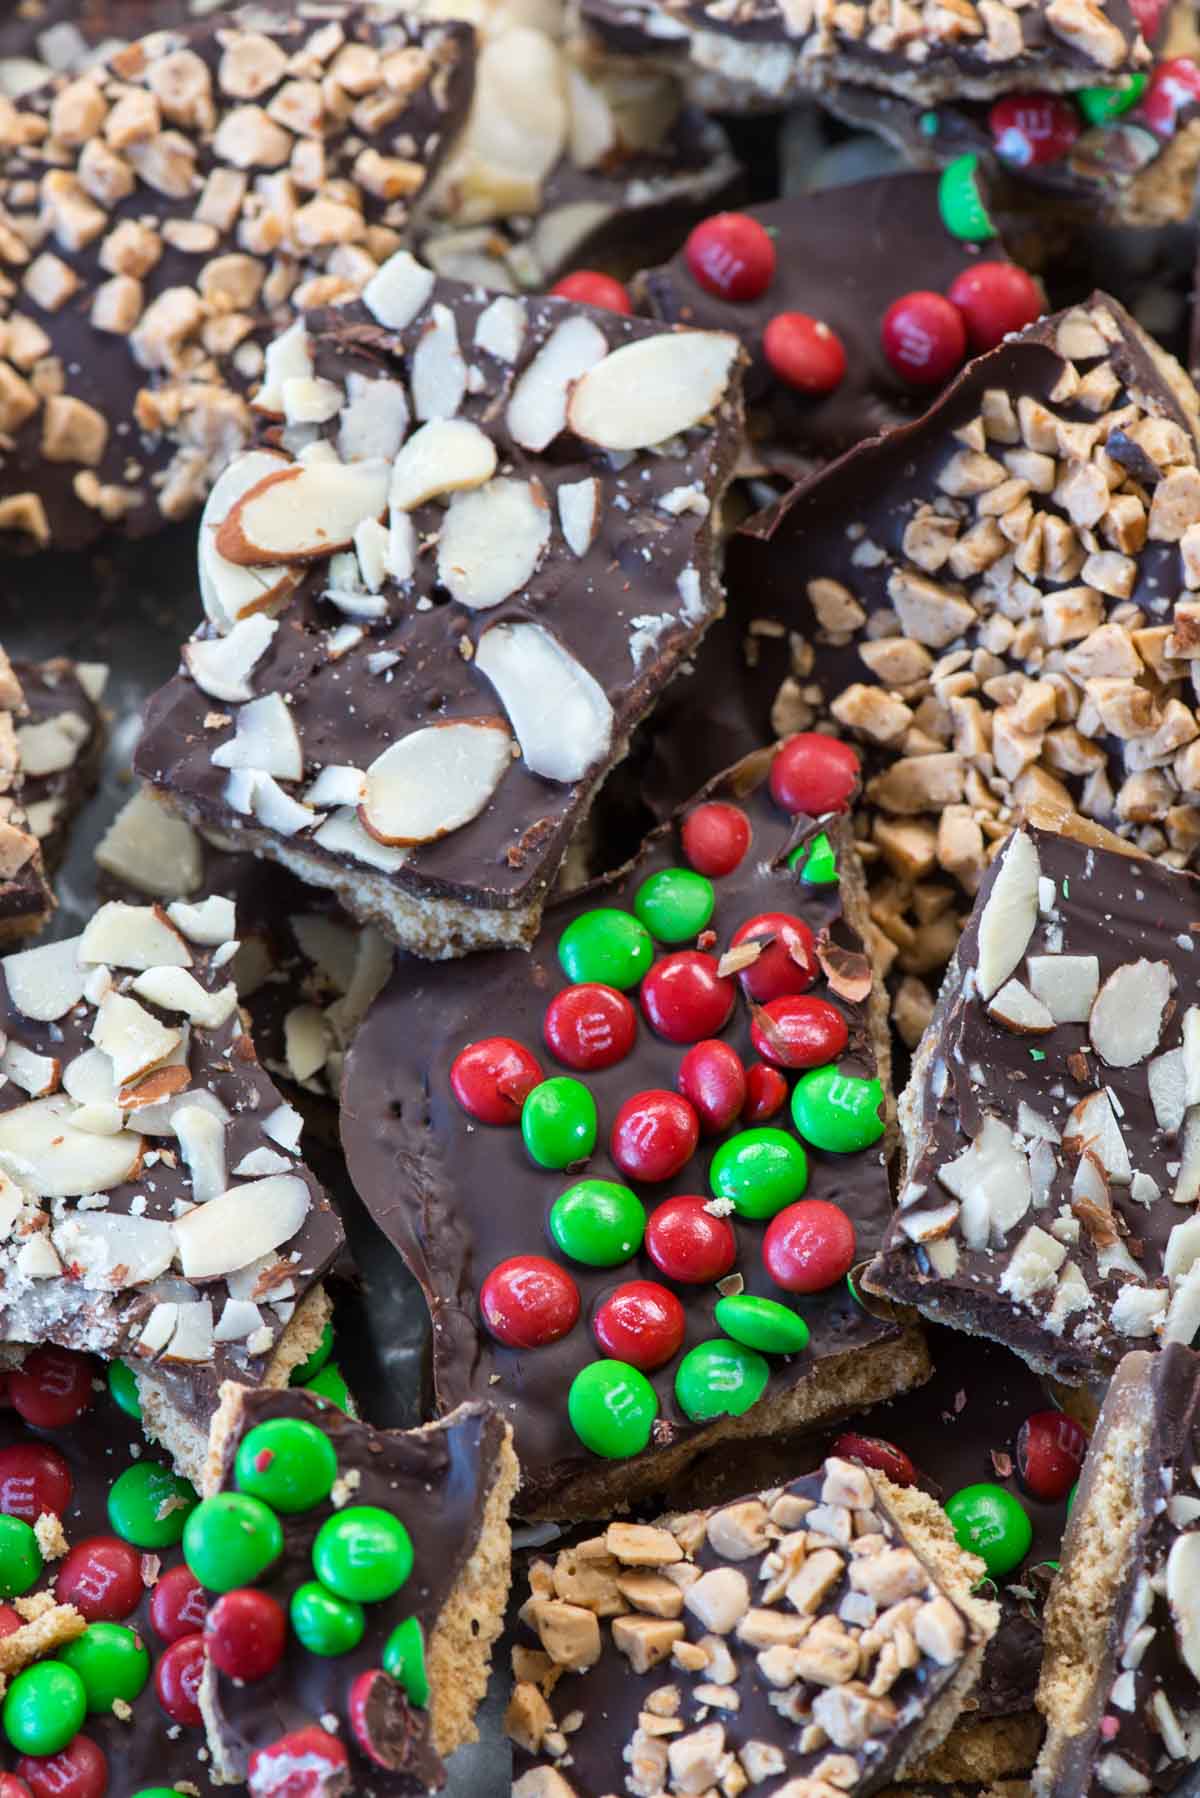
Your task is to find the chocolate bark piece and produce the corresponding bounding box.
[342,745,929,1521]
[135,265,745,960]
[1035,1342,1200,1796]
[509,1454,998,1797]
[0,5,475,554]
[579,0,1149,113]
[13,656,107,874]
[0,645,54,944]
[198,1382,518,1792]
[0,890,343,1435]
[728,292,1200,989]
[865,822,1200,1385]
[634,174,1017,484]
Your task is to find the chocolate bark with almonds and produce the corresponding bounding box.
[342,746,929,1520]
[0,3,475,552]
[866,823,1200,1383]
[509,1455,998,1798]
[0,647,54,945]
[135,260,744,959]
[200,1383,518,1793]
[13,656,107,875]
[1035,1342,1200,1797]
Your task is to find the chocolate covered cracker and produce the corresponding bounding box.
[0,647,53,945]
[867,823,1200,1384]
[136,258,744,959]
[1036,1342,1200,1796]
[343,744,929,1520]
[196,1383,518,1793]
[509,1454,998,1797]
[14,656,107,874]
[0,4,474,552]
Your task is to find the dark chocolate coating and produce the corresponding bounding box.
[342,751,900,1515]
[207,1386,509,1792]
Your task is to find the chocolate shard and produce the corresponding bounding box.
[342,743,929,1522]
[0,644,54,945]
[1035,1342,1200,1796]
[14,656,107,875]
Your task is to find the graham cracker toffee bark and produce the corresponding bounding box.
[13,657,107,876]
[0,3,475,553]
[508,1454,999,1798]
[135,259,744,960]
[728,292,1200,981]
[865,822,1200,1384]
[343,739,929,1521]
[191,1383,518,1794]
[1036,1342,1200,1796]
[0,649,53,947]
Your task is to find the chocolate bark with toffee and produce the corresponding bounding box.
[509,1453,998,1798]
[1035,1342,1200,1796]
[14,656,107,875]
[0,647,53,945]
[135,258,744,960]
[0,4,475,553]
[195,1382,518,1793]
[342,742,929,1520]
[727,292,1200,986]
[866,822,1200,1383]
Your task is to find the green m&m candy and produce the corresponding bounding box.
[568,1360,657,1458]
[549,1179,645,1267]
[945,1483,1033,1579]
[183,1493,283,1592]
[714,1294,810,1355]
[107,1463,198,1551]
[1077,73,1145,124]
[290,1320,335,1386]
[938,153,996,241]
[709,1128,808,1220]
[675,1339,769,1422]
[314,1507,413,1603]
[791,1067,885,1153]
[384,1616,430,1706]
[522,1077,597,1169]
[291,1580,366,1656]
[3,1661,86,1754]
[235,1417,338,1514]
[59,1622,150,1712]
[0,1517,41,1597]
[793,830,838,885]
[634,869,714,943]
[108,1360,142,1420]
[558,909,653,990]
[306,1363,357,1415]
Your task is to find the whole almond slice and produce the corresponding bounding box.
[1089,958,1172,1067]
[184,614,278,704]
[474,622,613,783]
[78,902,193,972]
[975,829,1041,1000]
[567,330,739,451]
[360,718,513,846]
[0,1096,143,1198]
[199,451,299,634]
[389,419,497,512]
[506,315,608,453]
[437,478,550,610]
[173,1174,310,1279]
[216,459,390,566]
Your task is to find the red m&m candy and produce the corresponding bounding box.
[206,1588,287,1682]
[10,1348,93,1430]
[831,1431,918,1487]
[677,1040,746,1135]
[611,1091,699,1183]
[450,1037,542,1125]
[155,1633,205,1727]
[0,1444,72,1522]
[729,911,818,1003]
[645,1195,736,1284]
[947,263,1042,352]
[549,270,632,313]
[988,92,1080,165]
[593,1281,686,1370]
[544,984,636,1072]
[681,802,751,878]
[742,1063,788,1123]
[1016,1409,1088,1503]
[15,1738,107,1798]
[0,1605,23,1639]
[764,312,847,394]
[480,1256,580,1350]
[685,211,776,301]
[1140,57,1200,135]
[249,1725,349,1795]
[750,995,848,1070]
[55,1537,142,1623]
[349,1668,399,1767]
[150,1564,208,1643]
[763,1199,856,1293]
[640,952,734,1045]
[769,734,859,818]
[881,290,967,385]
[0,1777,32,1798]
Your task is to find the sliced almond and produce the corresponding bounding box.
[120,1064,191,1111]
[937,1113,1032,1249]
[506,316,607,453]
[216,459,390,566]
[304,766,364,810]
[1174,1107,1200,1206]
[361,249,434,330]
[78,903,192,972]
[1107,1283,1166,1338]
[1063,1089,1132,1185]
[388,418,497,511]
[975,830,1040,1001]
[1026,954,1100,1024]
[1150,1047,1187,1135]
[174,1104,227,1203]
[184,615,278,705]
[289,915,357,993]
[2,937,85,1023]
[167,896,236,947]
[95,790,203,901]
[1164,1212,1200,1283]
[437,478,550,610]
[474,622,613,783]
[199,451,298,633]
[360,719,512,846]
[567,330,738,451]
[411,302,466,422]
[1164,1261,1200,1343]
[214,1297,265,1342]
[62,1047,117,1107]
[0,1042,59,1098]
[51,1210,174,1289]
[987,978,1053,1034]
[253,317,313,416]
[338,373,410,463]
[284,1005,328,1083]
[1167,1534,1200,1682]
[131,967,238,1030]
[1089,959,1172,1067]
[211,692,303,782]
[997,1224,1066,1302]
[161,1299,215,1363]
[475,295,526,364]
[1182,1007,1200,1107]
[558,478,601,558]
[0,1096,142,1197]
[173,1174,310,1279]
[313,808,409,872]
[251,774,316,837]
[92,992,181,1087]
